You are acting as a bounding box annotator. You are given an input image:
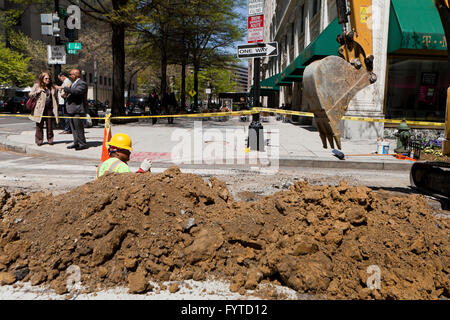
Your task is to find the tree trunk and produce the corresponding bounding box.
[181,57,186,110]
[127,70,138,102]
[160,47,168,111]
[111,23,125,117]
[160,24,169,111]
[194,62,199,110]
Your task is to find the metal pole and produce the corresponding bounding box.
[253,57,260,118]
[54,0,61,82]
[248,57,264,151]
[94,56,98,101]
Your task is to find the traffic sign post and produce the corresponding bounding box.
[247,15,264,43]
[48,45,66,65]
[237,42,278,59]
[41,3,82,81]
[248,0,264,16]
[66,42,82,54]
[246,0,267,151]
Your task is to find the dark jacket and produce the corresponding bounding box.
[63,78,88,114]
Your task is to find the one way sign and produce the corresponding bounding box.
[237,42,278,59]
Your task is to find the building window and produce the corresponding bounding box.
[300,5,305,34]
[109,78,111,87]
[313,0,321,17]
[291,23,295,45]
[89,73,92,83]
[100,76,103,85]
[385,57,449,122]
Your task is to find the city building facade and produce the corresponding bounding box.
[1,0,137,104]
[254,0,448,140]
[229,63,249,92]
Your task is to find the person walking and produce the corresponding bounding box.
[28,72,60,146]
[163,87,178,124]
[57,72,72,134]
[96,133,152,178]
[148,89,160,125]
[56,69,89,150]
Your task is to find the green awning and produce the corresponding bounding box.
[285,55,306,76]
[388,0,447,53]
[251,73,280,91]
[281,17,341,80]
[280,68,303,82]
[260,73,280,91]
[297,17,341,67]
[275,73,292,87]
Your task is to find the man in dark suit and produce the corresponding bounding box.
[57,69,89,150]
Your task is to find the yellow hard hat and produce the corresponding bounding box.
[108,133,133,151]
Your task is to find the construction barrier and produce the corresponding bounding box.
[0,107,446,127]
[101,113,112,162]
[255,107,446,127]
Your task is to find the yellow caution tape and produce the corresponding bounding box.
[255,108,445,127]
[255,107,314,118]
[0,114,103,120]
[0,107,445,127]
[109,110,256,119]
[341,116,445,127]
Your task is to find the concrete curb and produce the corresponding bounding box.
[279,157,414,171]
[0,135,414,171]
[0,135,27,154]
[0,135,77,159]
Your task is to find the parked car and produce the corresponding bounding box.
[85,100,103,127]
[87,100,106,113]
[5,95,28,114]
[126,96,147,115]
[0,97,6,112]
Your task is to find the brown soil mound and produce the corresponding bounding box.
[0,166,449,299]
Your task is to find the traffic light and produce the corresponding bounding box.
[65,25,78,41]
[58,6,79,41]
[40,13,60,36]
[52,13,60,36]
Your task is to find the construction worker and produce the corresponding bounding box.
[96,133,152,178]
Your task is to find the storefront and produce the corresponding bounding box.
[385,0,449,123]
[259,0,447,139]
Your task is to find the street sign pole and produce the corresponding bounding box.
[248,57,265,152]
[246,0,265,152]
[253,57,260,120]
[54,0,61,83]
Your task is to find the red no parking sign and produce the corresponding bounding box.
[247,14,264,43]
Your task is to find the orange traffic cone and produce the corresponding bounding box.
[101,114,112,162]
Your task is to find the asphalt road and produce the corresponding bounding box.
[0,114,34,135]
[0,145,413,194]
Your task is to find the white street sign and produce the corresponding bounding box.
[247,15,264,43]
[66,5,81,30]
[237,42,278,59]
[48,45,66,64]
[248,0,265,16]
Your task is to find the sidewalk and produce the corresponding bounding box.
[0,116,414,170]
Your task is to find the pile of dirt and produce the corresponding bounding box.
[0,166,449,299]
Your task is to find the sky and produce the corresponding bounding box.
[233,4,249,67]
